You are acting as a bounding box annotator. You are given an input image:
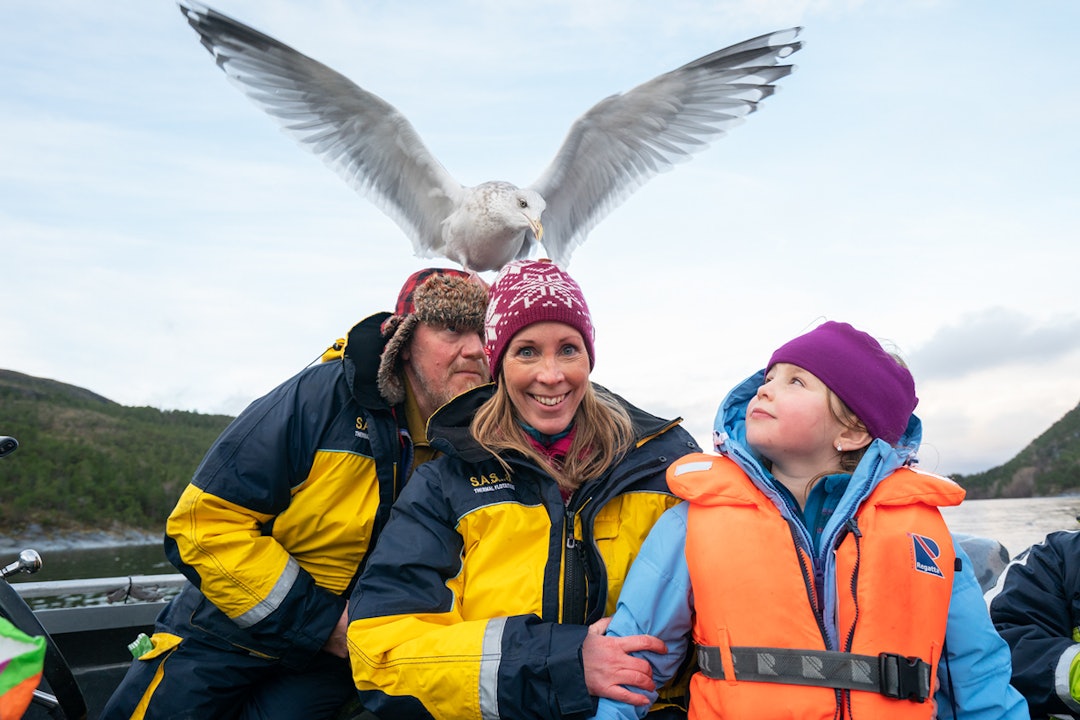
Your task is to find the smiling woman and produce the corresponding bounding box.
[345,259,702,719]
[470,260,637,491]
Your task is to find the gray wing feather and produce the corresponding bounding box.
[530,27,802,266]
[179,1,461,257]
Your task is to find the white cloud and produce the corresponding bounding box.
[2,0,1079,480]
[911,310,1080,381]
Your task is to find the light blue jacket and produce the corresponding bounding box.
[593,371,1027,719]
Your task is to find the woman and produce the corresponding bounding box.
[347,259,700,720]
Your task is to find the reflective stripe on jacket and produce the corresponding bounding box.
[670,453,961,720]
[347,383,700,720]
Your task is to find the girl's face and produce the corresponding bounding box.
[502,321,590,436]
[745,363,848,473]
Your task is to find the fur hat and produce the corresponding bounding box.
[484,259,595,379]
[377,268,489,405]
[768,321,917,444]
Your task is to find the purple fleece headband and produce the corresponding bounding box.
[768,321,918,444]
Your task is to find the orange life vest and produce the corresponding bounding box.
[669,453,965,719]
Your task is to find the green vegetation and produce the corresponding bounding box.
[0,370,232,532]
[2,368,1078,533]
[951,402,1080,499]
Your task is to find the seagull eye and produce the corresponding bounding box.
[518,199,528,209]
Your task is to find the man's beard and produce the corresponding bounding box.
[407,359,484,412]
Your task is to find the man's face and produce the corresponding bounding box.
[401,322,489,419]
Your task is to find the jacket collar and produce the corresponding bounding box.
[342,312,394,410]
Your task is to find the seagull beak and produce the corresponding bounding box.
[530,218,544,242]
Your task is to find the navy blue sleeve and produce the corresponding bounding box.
[991,531,1080,717]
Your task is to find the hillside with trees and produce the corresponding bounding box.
[2,369,1078,533]
[951,401,1080,499]
[0,370,232,532]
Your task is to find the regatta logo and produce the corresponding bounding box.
[910,533,945,578]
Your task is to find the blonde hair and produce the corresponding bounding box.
[827,390,869,474]
[470,380,635,491]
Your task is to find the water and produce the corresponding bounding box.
[3,496,1079,598]
[3,543,176,610]
[5,543,173,584]
[940,495,1080,558]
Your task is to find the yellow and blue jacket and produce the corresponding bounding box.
[347,383,700,720]
[163,312,413,669]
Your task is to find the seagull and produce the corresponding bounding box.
[179,2,802,271]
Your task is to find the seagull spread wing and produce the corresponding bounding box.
[180,3,803,271]
[530,28,802,266]
[179,1,462,260]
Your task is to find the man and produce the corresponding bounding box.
[102,268,489,720]
[991,530,1080,718]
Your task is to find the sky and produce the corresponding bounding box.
[3,0,1078,477]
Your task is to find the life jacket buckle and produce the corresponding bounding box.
[878,652,930,703]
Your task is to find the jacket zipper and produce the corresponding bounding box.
[788,517,844,718]
[564,456,674,625]
[840,517,863,719]
[562,500,588,624]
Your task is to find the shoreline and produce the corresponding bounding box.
[0,525,160,554]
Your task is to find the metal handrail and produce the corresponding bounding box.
[11,573,186,599]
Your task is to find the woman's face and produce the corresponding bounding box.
[501,321,590,436]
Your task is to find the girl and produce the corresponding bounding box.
[593,321,1027,719]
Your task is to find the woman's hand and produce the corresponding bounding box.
[582,616,667,706]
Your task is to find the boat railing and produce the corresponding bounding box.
[12,573,185,635]
[12,574,186,600]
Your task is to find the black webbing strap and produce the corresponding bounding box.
[696,645,931,703]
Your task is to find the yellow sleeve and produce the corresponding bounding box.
[167,484,291,622]
[348,611,490,720]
